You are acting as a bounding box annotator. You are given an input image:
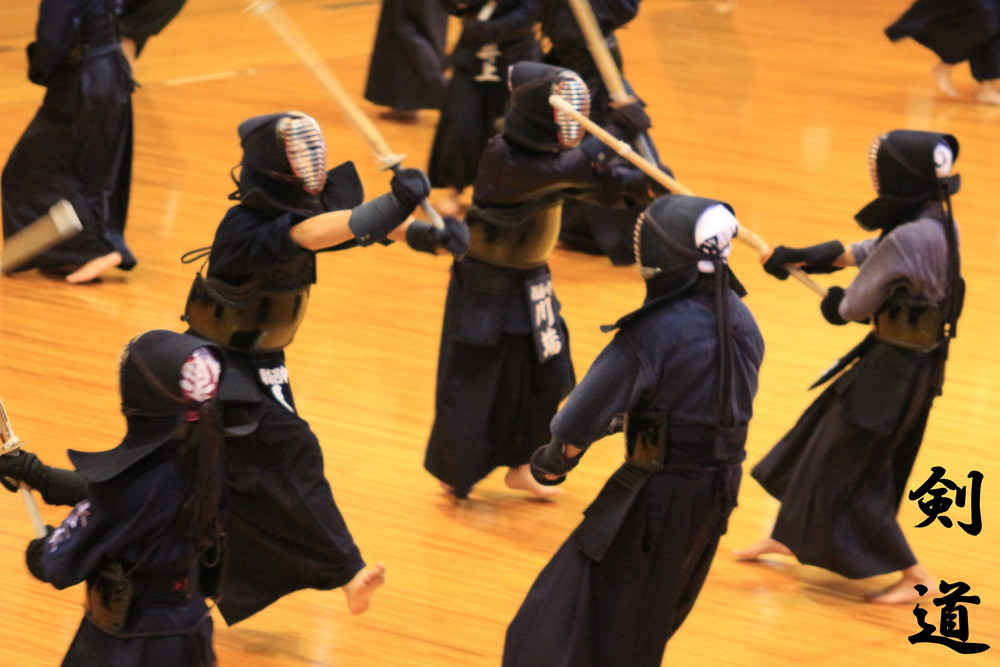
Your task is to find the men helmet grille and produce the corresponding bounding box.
[553,75,590,148]
[279,114,327,195]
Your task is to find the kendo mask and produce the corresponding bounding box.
[503,62,591,152]
[633,195,741,304]
[855,130,960,232]
[233,111,328,214]
[68,331,224,483]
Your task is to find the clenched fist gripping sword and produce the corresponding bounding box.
[245,0,445,229]
[0,397,48,538]
[548,94,828,297]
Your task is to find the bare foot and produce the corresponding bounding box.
[343,563,386,615]
[975,80,1000,105]
[932,62,959,98]
[439,481,457,496]
[65,252,122,284]
[434,189,463,217]
[734,537,794,561]
[504,465,562,500]
[121,37,137,66]
[867,564,936,605]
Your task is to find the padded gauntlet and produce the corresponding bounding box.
[348,168,431,245]
[763,241,845,280]
[529,438,585,486]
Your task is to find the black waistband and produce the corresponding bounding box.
[129,571,198,605]
[658,448,746,468]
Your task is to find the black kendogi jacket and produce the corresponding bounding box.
[27,0,121,85]
[444,0,540,74]
[463,132,651,276]
[554,285,764,466]
[472,134,646,211]
[120,0,186,56]
[540,0,640,46]
[29,446,217,666]
[539,0,641,114]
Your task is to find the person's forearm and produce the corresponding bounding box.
[832,244,856,268]
[387,217,417,243]
[289,210,355,250]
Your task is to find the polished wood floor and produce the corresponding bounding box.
[1,1,998,665]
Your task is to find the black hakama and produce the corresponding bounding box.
[2,0,136,273]
[217,373,365,624]
[363,0,450,111]
[752,340,938,578]
[424,258,575,497]
[504,466,741,667]
[885,0,1000,81]
[193,205,367,624]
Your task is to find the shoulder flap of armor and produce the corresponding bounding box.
[321,161,365,212]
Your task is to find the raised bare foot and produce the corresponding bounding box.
[121,37,137,66]
[343,563,386,615]
[734,537,794,561]
[504,465,561,500]
[434,191,463,218]
[932,62,959,98]
[867,566,936,605]
[66,251,122,284]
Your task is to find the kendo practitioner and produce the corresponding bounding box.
[539,0,658,265]
[1,0,136,284]
[7,330,227,665]
[504,195,764,667]
[427,0,541,216]
[363,0,450,120]
[424,61,659,500]
[119,0,187,64]
[179,111,467,624]
[736,130,965,605]
[886,0,1000,105]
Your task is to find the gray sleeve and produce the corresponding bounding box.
[849,237,878,266]
[840,220,948,321]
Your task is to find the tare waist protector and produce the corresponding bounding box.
[873,297,943,352]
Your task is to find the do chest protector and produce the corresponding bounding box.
[466,199,563,269]
[183,253,315,352]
